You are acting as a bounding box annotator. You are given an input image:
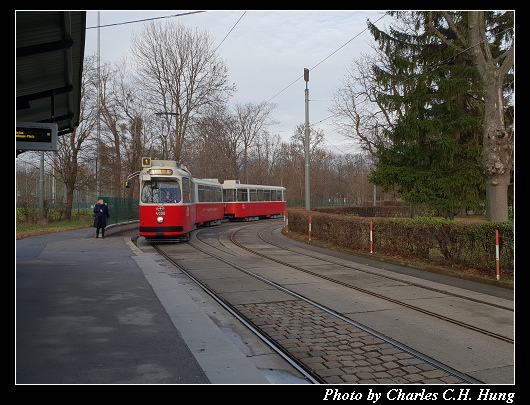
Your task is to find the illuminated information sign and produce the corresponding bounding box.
[16,122,58,151]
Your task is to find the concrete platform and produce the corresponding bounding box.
[15,227,294,384]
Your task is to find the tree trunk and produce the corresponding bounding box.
[62,135,79,221]
[64,180,75,220]
[466,12,514,222]
[482,79,513,222]
[485,171,510,222]
[244,145,248,184]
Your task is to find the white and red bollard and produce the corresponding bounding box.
[496,229,500,280]
[370,220,373,254]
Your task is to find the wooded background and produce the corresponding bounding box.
[16,12,514,222]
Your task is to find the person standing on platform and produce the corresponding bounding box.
[93,199,110,239]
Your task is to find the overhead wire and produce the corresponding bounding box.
[86,10,246,59]
[213,11,246,53]
[321,136,355,155]
[85,10,206,29]
[311,24,514,135]
[309,13,386,72]
[266,13,387,104]
[84,11,509,153]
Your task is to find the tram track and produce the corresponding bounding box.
[152,223,486,384]
[151,241,324,384]
[229,224,514,345]
[259,225,513,312]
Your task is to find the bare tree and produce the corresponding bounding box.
[53,55,98,219]
[98,61,124,197]
[232,101,277,183]
[185,105,238,180]
[131,20,235,161]
[331,51,397,157]
[291,124,325,155]
[112,57,158,198]
[248,130,283,185]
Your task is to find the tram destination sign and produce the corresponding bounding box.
[16,122,58,151]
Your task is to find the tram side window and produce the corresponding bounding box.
[215,186,222,202]
[224,188,236,202]
[271,190,277,201]
[249,189,258,202]
[264,190,271,201]
[278,190,284,201]
[141,180,181,203]
[198,184,222,202]
[198,185,212,202]
[237,188,248,202]
[182,177,192,203]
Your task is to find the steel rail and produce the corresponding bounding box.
[151,242,324,384]
[165,225,482,384]
[230,226,514,345]
[186,229,482,384]
[259,224,513,312]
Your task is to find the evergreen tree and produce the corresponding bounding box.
[367,12,513,219]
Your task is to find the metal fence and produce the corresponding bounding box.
[101,196,139,225]
[286,198,358,208]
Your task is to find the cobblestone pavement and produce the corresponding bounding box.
[235,300,464,384]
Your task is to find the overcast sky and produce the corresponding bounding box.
[84,10,394,154]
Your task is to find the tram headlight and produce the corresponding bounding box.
[156,216,164,224]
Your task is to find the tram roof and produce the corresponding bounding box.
[222,181,285,190]
[144,160,191,177]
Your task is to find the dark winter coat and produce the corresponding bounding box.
[93,203,110,229]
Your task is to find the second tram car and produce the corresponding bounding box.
[222,180,286,220]
[138,159,224,240]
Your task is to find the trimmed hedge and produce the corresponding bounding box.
[314,205,412,217]
[286,208,514,271]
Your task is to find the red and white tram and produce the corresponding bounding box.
[134,158,286,240]
[138,158,224,240]
[222,180,286,221]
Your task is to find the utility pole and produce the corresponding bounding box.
[96,11,101,201]
[39,151,44,219]
[304,68,310,211]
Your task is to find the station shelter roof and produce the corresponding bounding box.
[16,11,86,153]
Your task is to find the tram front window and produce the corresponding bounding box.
[141,180,181,203]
